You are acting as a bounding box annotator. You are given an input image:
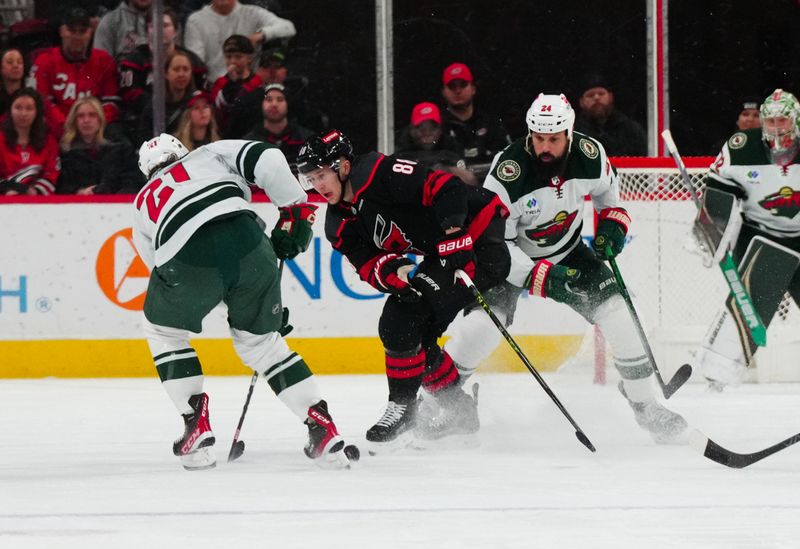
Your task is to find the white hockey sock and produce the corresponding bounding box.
[276,376,322,421]
[144,318,204,415]
[444,309,505,379]
[593,295,654,383]
[163,376,204,415]
[621,376,657,403]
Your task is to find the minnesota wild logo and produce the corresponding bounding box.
[759,187,800,218]
[525,210,578,246]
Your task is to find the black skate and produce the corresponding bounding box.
[618,382,688,444]
[304,400,356,469]
[416,383,480,443]
[366,400,417,455]
[173,393,216,471]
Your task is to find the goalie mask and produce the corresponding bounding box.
[138,133,189,178]
[760,89,800,157]
[296,130,354,190]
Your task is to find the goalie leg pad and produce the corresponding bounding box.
[699,307,748,386]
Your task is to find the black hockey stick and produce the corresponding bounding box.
[455,269,596,453]
[606,249,693,399]
[227,371,259,462]
[227,260,286,462]
[689,429,800,469]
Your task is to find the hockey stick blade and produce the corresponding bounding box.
[575,430,596,452]
[228,440,245,462]
[662,364,693,399]
[689,429,800,468]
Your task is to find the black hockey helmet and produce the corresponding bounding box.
[296,130,354,175]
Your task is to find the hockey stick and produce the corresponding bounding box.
[606,250,693,399]
[661,129,767,346]
[455,269,596,453]
[689,428,800,469]
[227,259,286,462]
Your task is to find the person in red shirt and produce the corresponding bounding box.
[0,88,60,195]
[27,7,121,128]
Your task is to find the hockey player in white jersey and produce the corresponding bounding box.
[132,134,358,470]
[435,93,688,443]
[696,89,800,389]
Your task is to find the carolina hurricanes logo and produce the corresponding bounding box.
[759,187,800,218]
[525,210,578,246]
[374,214,414,252]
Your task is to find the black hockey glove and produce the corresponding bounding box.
[271,203,318,260]
[436,228,476,277]
[409,259,456,305]
[592,208,630,260]
[372,254,421,303]
[525,260,588,305]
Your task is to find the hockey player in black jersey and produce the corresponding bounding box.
[297,130,511,452]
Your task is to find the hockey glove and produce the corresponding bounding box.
[271,203,318,260]
[373,254,421,303]
[525,260,588,304]
[436,228,476,277]
[409,260,455,306]
[592,208,630,260]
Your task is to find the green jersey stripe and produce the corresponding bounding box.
[156,357,203,382]
[239,142,271,183]
[156,183,244,248]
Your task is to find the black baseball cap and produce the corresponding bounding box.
[61,7,91,29]
[223,34,255,55]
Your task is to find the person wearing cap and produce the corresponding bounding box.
[118,8,208,144]
[395,101,477,185]
[242,82,314,173]
[94,0,152,59]
[210,34,264,136]
[184,0,296,81]
[257,47,289,85]
[173,91,221,152]
[28,7,121,127]
[439,62,511,174]
[574,76,647,156]
[711,96,762,152]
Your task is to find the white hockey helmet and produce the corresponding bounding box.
[138,133,189,178]
[526,93,575,142]
[760,88,800,153]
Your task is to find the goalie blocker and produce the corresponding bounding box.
[700,233,800,385]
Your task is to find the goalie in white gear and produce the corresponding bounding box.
[133,134,358,470]
[696,89,800,390]
[439,93,688,444]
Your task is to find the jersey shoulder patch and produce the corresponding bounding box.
[726,128,770,166]
[567,132,604,179]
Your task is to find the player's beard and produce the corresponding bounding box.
[533,151,568,179]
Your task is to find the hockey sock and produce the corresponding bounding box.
[385,347,425,403]
[444,308,505,380]
[145,320,204,415]
[276,376,323,421]
[422,349,459,393]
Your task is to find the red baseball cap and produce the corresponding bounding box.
[411,102,441,126]
[442,63,473,86]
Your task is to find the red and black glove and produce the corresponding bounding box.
[436,228,476,277]
[373,254,420,302]
[270,203,318,260]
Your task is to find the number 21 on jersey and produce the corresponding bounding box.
[135,163,190,222]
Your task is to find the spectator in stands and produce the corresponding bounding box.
[227,46,328,138]
[243,82,313,171]
[574,75,647,156]
[395,101,477,185]
[57,96,143,194]
[440,62,511,174]
[184,0,296,81]
[138,50,196,144]
[94,0,152,59]
[211,34,263,136]
[173,90,220,151]
[28,7,121,128]
[711,96,763,152]
[0,88,59,195]
[118,8,207,141]
[0,48,26,116]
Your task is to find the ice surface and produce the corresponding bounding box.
[1,373,799,548]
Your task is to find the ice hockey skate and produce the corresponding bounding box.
[304,400,356,469]
[618,382,688,444]
[366,400,417,455]
[173,393,216,471]
[415,383,480,446]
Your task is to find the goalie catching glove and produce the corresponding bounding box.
[592,207,630,260]
[525,260,588,304]
[436,228,476,277]
[271,203,318,260]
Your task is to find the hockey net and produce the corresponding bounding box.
[583,157,800,383]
